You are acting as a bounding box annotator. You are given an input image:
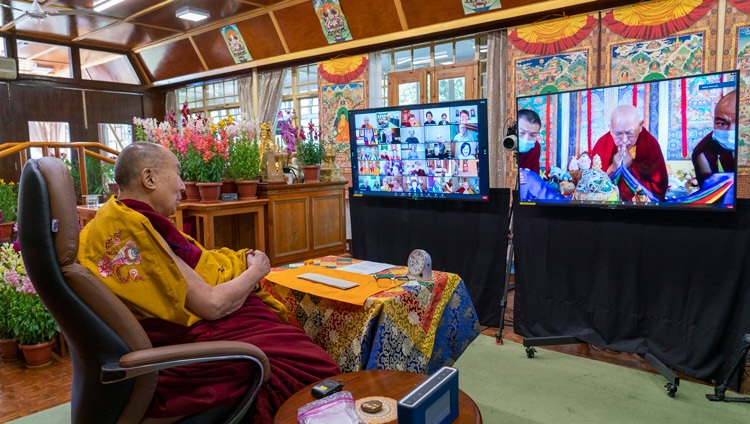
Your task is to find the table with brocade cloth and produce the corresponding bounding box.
[260,255,480,374]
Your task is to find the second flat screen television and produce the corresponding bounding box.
[349,99,489,201]
[516,70,739,211]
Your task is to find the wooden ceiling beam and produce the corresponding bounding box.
[148,0,610,88]
[269,11,290,55]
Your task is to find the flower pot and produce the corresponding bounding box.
[0,338,20,362]
[221,180,237,194]
[301,165,321,183]
[18,339,56,368]
[183,181,201,202]
[0,221,15,243]
[235,180,259,200]
[196,182,223,203]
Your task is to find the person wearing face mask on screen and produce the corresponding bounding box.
[692,90,737,188]
[516,109,542,176]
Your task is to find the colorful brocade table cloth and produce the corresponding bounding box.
[260,256,480,374]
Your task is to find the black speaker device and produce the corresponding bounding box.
[397,367,459,424]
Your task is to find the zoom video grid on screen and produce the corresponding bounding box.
[350,99,489,201]
[516,70,739,211]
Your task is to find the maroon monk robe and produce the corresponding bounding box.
[141,294,341,423]
[591,128,668,201]
[121,199,341,422]
[518,141,541,176]
[691,131,735,187]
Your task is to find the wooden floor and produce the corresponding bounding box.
[1,289,748,422]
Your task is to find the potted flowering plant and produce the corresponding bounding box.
[0,242,59,367]
[295,122,325,183]
[0,179,17,243]
[277,110,301,174]
[225,116,262,199]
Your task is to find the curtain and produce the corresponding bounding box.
[165,90,178,117]
[368,52,383,108]
[238,74,253,119]
[254,68,287,127]
[486,30,506,189]
[28,121,70,159]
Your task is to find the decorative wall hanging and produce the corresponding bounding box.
[463,0,502,15]
[602,0,715,40]
[314,0,353,44]
[318,56,368,84]
[221,24,252,63]
[509,14,598,56]
[609,32,706,84]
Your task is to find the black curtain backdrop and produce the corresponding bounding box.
[514,198,750,388]
[350,188,510,326]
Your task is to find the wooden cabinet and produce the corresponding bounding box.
[258,181,347,266]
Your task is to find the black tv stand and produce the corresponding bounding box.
[523,336,680,397]
[706,333,750,403]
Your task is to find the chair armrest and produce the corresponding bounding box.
[100,341,270,384]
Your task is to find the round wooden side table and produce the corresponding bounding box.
[273,369,482,423]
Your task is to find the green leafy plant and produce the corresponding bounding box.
[227,135,261,181]
[0,242,59,344]
[296,140,325,166]
[0,180,17,223]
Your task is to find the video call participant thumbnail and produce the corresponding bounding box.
[517,109,542,176]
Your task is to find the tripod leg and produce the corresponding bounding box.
[706,337,750,403]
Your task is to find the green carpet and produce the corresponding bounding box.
[454,335,747,423]
[10,335,748,423]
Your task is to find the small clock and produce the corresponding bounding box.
[407,249,432,280]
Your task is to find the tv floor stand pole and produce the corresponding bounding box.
[495,200,514,344]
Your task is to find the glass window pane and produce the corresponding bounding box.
[80,49,140,84]
[398,82,420,105]
[394,50,411,72]
[455,38,475,64]
[438,77,465,102]
[412,46,431,69]
[282,69,293,95]
[478,35,488,61]
[434,43,454,66]
[381,53,392,74]
[0,38,6,56]
[17,40,72,78]
[98,123,132,151]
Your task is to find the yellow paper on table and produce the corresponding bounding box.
[266,265,404,306]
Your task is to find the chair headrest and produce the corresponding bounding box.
[36,156,80,266]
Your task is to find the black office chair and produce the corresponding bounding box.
[17,156,269,423]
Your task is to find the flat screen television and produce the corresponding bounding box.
[349,99,489,201]
[515,70,739,211]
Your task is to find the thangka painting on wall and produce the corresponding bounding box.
[609,32,706,84]
[313,0,353,44]
[735,24,750,166]
[462,0,502,15]
[514,50,590,98]
[221,24,252,63]
[320,83,366,175]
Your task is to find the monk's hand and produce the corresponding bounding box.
[247,250,271,277]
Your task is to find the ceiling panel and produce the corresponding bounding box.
[235,14,286,60]
[14,13,118,39]
[340,0,402,39]
[273,1,327,53]
[129,0,260,32]
[138,38,204,82]
[79,22,179,50]
[192,30,234,70]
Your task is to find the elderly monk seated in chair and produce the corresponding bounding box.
[78,142,341,422]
